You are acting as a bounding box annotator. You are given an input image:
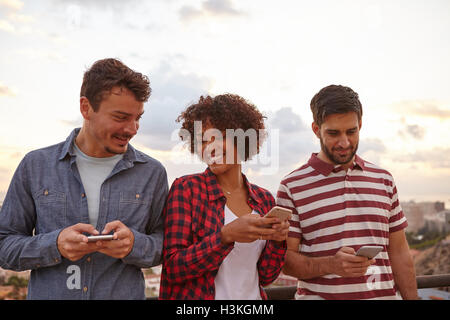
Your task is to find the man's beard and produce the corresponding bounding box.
[105,145,127,155]
[105,134,133,155]
[320,138,358,165]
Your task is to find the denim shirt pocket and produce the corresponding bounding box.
[118,191,152,232]
[34,188,67,233]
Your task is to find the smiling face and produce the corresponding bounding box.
[312,111,361,169]
[78,86,144,157]
[200,121,240,176]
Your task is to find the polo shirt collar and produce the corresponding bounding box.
[353,154,366,171]
[308,153,365,176]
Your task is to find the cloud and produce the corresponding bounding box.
[178,6,203,22]
[179,0,243,22]
[249,107,316,170]
[358,138,387,154]
[7,12,32,23]
[396,123,427,141]
[394,147,450,169]
[134,61,212,151]
[0,0,34,34]
[203,0,242,16]
[0,83,16,97]
[47,0,152,32]
[269,107,308,133]
[392,100,450,119]
[405,124,426,140]
[55,0,140,10]
[357,138,387,166]
[59,118,82,128]
[0,19,14,32]
[0,0,23,11]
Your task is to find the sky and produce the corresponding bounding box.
[0,0,449,207]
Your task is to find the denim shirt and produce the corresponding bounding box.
[0,128,168,299]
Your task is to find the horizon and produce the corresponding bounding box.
[0,0,449,208]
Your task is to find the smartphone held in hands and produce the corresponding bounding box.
[355,245,383,259]
[87,235,114,242]
[265,206,292,222]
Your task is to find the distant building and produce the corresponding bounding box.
[401,201,446,233]
[424,210,450,234]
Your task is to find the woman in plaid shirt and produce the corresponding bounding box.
[159,94,288,300]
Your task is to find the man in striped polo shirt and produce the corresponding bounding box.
[277,85,418,300]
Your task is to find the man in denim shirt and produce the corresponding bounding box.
[0,58,168,299]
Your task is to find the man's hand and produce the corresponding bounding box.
[97,220,135,259]
[57,223,101,261]
[331,247,375,277]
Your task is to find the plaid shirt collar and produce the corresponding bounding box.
[203,167,263,205]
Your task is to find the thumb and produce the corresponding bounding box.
[73,223,99,235]
[340,246,356,255]
[102,220,122,236]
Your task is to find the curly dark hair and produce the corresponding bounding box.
[80,58,151,112]
[177,94,267,161]
[310,84,363,127]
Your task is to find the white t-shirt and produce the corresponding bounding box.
[214,205,266,300]
[73,143,123,228]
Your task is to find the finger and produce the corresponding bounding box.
[351,255,372,263]
[72,223,100,235]
[342,251,369,263]
[252,227,277,237]
[68,231,89,243]
[254,217,279,229]
[102,220,123,235]
[340,246,356,255]
[348,268,370,277]
[77,233,89,243]
[345,258,372,267]
[259,217,280,225]
[112,227,131,240]
[271,220,290,230]
[267,228,289,241]
[345,259,374,271]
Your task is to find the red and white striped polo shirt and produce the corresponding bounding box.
[276,153,408,300]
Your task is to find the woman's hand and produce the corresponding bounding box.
[266,219,290,243]
[220,214,289,244]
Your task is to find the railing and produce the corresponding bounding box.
[147,274,450,300]
[264,274,450,300]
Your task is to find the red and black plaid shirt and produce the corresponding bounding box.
[159,167,286,300]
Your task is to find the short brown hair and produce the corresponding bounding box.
[177,94,266,161]
[310,85,362,127]
[80,58,151,111]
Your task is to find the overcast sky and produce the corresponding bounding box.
[1,0,449,206]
